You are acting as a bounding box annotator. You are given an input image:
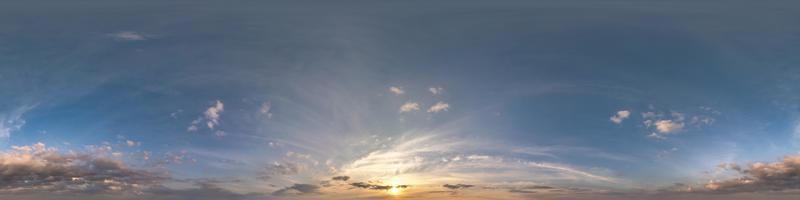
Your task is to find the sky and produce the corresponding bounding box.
[1,0,800,199]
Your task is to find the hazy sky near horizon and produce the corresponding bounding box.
[2,0,800,199]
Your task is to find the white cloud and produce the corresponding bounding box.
[260,101,273,119]
[655,120,684,134]
[429,87,444,95]
[427,102,450,113]
[126,140,140,147]
[399,102,420,113]
[204,100,224,129]
[0,105,35,139]
[609,110,631,124]
[108,31,147,41]
[187,100,224,131]
[389,86,405,95]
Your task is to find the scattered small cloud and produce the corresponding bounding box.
[126,140,141,147]
[108,31,148,41]
[389,86,405,95]
[609,110,630,124]
[188,100,224,132]
[260,101,273,119]
[427,101,450,113]
[258,162,303,180]
[655,120,684,134]
[399,102,420,113]
[429,87,444,95]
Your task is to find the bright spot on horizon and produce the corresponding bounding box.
[388,186,402,196]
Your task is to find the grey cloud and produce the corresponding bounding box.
[443,184,474,189]
[258,162,302,180]
[0,143,166,193]
[350,182,408,190]
[272,184,320,195]
[331,176,350,181]
[704,155,800,192]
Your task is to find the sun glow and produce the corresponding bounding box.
[388,186,402,196]
[387,176,405,196]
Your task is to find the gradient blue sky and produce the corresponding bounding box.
[1,0,800,199]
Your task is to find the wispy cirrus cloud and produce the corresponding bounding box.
[108,31,148,41]
[0,105,35,139]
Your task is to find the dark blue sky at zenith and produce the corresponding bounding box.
[1,0,800,199]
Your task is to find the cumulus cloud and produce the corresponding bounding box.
[204,101,224,129]
[640,109,718,139]
[272,184,319,195]
[443,184,474,189]
[0,143,166,193]
[704,155,800,192]
[389,86,405,95]
[427,102,450,113]
[655,120,684,134]
[108,31,148,41]
[609,110,630,124]
[429,87,444,95]
[399,102,420,113]
[188,100,224,131]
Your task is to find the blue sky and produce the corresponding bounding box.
[1,0,800,199]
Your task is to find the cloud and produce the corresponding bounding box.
[126,140,140,147]
[204,100,224,129]
[258,162,302,180]
[389,86,405,95]
[350,182,409,190]
[331,176,350,181]
[399,102,420,113]
[0,143,166,193]
[272,184,319,195]
[108,31,148,41]
[427,102,450,113]
[0,105,35,139]
[443,184,474,189]
[187,100,224,131]
[429,87,444,95]
[655,120,684,133]
[260,101,273,119]
[704,155,800,192]
[609,110,631,124]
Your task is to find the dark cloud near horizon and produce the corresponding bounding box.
[0,143,166,193]
[272,184,320,195]
[331,176,350,181]
[705,155,800,192]
[443,184,474,189]
[350,182,409,190]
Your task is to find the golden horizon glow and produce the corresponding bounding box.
[388,186,402,196]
